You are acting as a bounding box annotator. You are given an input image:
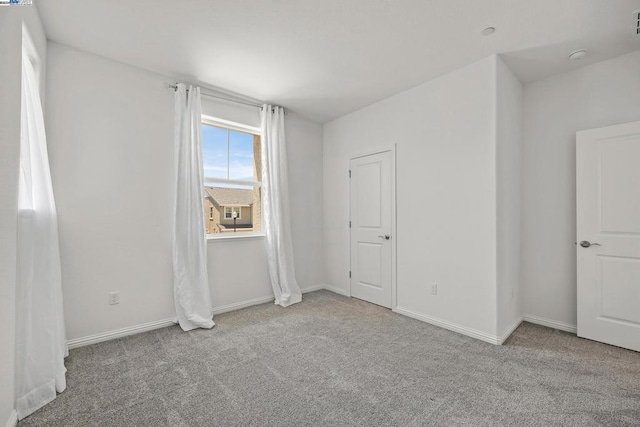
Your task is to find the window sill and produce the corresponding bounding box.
[206,233,266,242]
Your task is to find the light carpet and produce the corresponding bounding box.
[18,290,640,426]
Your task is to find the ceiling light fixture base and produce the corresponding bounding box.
[568,49,587,61]
[481,27,496,36]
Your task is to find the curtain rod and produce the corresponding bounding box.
[168,83,264,109]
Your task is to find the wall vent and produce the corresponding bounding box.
[635,10,640,36]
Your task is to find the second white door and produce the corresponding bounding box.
[577,120,640,352]
[350,151,393,308]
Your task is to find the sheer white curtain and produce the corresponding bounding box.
[260,105,302,307]
[15,52,68,420]
[173,84,215,331]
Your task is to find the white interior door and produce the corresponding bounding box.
[350,151,393,308]
[577,120,640,352]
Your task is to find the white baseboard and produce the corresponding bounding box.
[212,296,274,315]
[301,284,325,293]
[67,317,177,349]
[498,317,523,345]
[214,285,332,314]
[321,284,350,297]
[4,410,17,427]
[395,306,500,345]
[68,295,281,349]
[523,314,577,334]
[65,284,373,350]
[67,290,330,350]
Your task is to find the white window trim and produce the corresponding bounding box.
[207,232,265,242]
[201,115,260,135]
[202,115,263,240]
[223,206,242,220]
[205,177,261,188]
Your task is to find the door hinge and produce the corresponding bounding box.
[349,220,351,228]
[349,271,351,278]
[349,170,351,178]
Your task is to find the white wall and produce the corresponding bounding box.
[522,50,640,328]
[46,42,176,340]
[0,11,21,427]
[46,43,324,341]
[323,57,500,338]
[495,56,523,337]
[285,114,325,292]
[0,5,48,425]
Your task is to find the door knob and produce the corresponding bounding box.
[579,240,601,248]
[378,234,390,240]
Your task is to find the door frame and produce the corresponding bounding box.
[348,145,397,310]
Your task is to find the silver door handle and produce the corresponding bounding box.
[378,235,390,240]
[579,240,601,248]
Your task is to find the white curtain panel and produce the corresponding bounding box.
[173,84,215,331]
[15,52,68,420]
[260,105,302,307]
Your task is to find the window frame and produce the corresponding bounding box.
[223,206,242,220]
[201,115,264,240]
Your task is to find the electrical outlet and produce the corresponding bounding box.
[109,291,120,305]
[430,283,437,295]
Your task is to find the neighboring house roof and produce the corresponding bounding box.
[205,187,253,207]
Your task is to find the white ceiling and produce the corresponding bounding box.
[37,0,640,123]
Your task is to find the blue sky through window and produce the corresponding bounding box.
[202,124,255,188]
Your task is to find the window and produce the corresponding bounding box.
[201,116,262,235]
[224,207,241,219]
